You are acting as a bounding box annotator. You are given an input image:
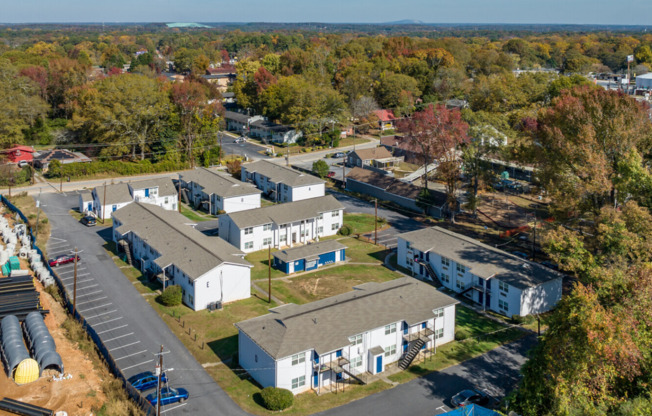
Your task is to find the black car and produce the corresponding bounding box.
[451,389,490,407]
[80,215,97,226]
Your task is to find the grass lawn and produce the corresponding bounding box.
[179,204,214,222]
[339,237,387,263]
[245,248,287,281]
[387,252,417,276]
[344,213,388,235]
[388,306,525,384]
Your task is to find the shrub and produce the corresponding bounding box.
[159,285,182,306]
[338,224,352,236]
[260,387,294,411]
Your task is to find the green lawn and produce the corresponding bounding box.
[179,204,214,222]
[344,213,388,235]
[245,248,287,281]
[339,237,387,263]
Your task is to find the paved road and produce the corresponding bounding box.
[221,132,273,161]
[318,334,536,416]
[40,192,247,416]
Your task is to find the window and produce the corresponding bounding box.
[300,229,307,236]
[499,300,509,312]
[332,223,340,231]
[164,197,169,204]
[244,242,253,250]
[499,281,509,293]
[280,223,287,229]
[255,354,258,363]
[433,308,444,318]
[456,263,466,274]
[441,257,450,268]
[441,273,450,284]
[317,226,323,234]
[331,210,340,217]
[291,375,306,389]
[280,235,287,242]
[435,328,444,339]
[244,227,253,235]
[263,237,272,246]
[384,344,397,357]
[348,334,362,346]
[263,223,273,231]
[456,280,465,290]
[384,323,397,335]
[350,356,363,368]
[291,353,305,366]
[317,213,323,220]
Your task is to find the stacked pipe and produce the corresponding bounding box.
[0,276,47,321]
[23,312,62,375]
[0,315,39,384]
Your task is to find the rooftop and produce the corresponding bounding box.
[225,111,256,124]
[114,203,251,279]
[94,183,133,205]
[129,177,177,197]
[242,160,325,187]
[351,147,394,161]
[223,195,344,229]
[374,109,396,122]
[398,227,563,289]
[235,278,458,359]
[273,240,347,263]
[346,167,446,205]
[180,167,261,198]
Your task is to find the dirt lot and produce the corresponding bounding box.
[0,282,107,416]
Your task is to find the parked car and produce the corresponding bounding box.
[327,171,336,178]
[511,251,529,260]
[333,152,345,158]
[234,137,246,143]
[48,254,80,267]
[18,160,29,168]
[128,371,167,391]
[146,387,189,406]
[80,215,97,227]
[451,389,490,407]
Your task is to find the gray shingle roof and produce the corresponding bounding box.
[180,168,261,198]
[223,195,344,229]
[272,240,347,263]
[94,183,133,205]
[129,177,178,197]
[398,227,562,289]
[80,190,93,203]
[243,160,325,187]
[235,278,458,359]
[114,203,251,279]
[225,111,253,124]
[351,147,394,161]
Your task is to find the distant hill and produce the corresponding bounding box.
[384,19,426,25]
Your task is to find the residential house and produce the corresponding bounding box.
[92,183,133,220]
[241,160,325,203]
[373,109,396,131]
[91,177,178,220]
[273,240,347,274]
[236,278,457,395]
[346,147,403,170]
[345,167,446,218]
[202,66,236,91]
[113,203,252,311]
[225,111,263,134]
[218,195,344,253]
[33,149,91,172]
[78,191,94,214]
[249,119,302,144]
[379,135,421,165]
[1,146,35,165]
[180,167,261,214]
[397,227,563,317]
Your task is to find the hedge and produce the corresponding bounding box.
[159,285,182,306]
[45,159,189,179]
[338,224,352,236]
[260,387,294,411]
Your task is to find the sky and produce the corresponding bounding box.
[3,0,652,25]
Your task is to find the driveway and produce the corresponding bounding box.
[221,132,273,161]
[317,334,536,416]
[40,192,247,416]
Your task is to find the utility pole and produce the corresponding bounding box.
[268,245,272,303]
[374,199,378,245]
[156,344,163,416]
[34,189,42,242]
[218,131,223,166]
[286,145,290,167]
[59,173,63,192]
[177,174,182,213]
[72,247,79,317]
[102,181,107,225]
[531,214,537,261]
[342,157,345,186]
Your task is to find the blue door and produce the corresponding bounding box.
[486,293,491,307]
[87,202,92,211]
[145,188,150,197]
[313,372,319,387]
[376,355,383,373]
[336,349,342,358]
[419,264,424,275]
[421,322,426,329]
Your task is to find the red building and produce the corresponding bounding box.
[1,146,35,164]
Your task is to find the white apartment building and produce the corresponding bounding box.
[236,278,458,395]
[217,195,345,253]
[241,160,325,203]
[180,167,261,214]
[91,177,177,220]
[112,203,252,311]
[397,227,563,317]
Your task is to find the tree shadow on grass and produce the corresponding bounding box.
[208,335,239,363]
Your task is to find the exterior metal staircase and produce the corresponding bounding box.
[417,260,443,287]
[398,338,426,370]
[118,240,134,266]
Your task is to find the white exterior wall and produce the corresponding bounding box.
[241,167,324,203]
[130,186,178,211]
[276,350,313,394]
[100,201,133,220]
[238,331,277,388]
[289,183,325,202]
[520,277,562,316]
[220,193,261,213]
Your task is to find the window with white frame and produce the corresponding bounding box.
[348,334,363,346]
[331,223,340,231]
[244,242,253,250]
[441,257,450,268]
[433,308,444,318]
[456,263,466,274]
[244,227,253,235]
[441,273,450,284]
[384,344,397,357]
[291,353,305,366]
[384,323,397,335]
[263,237,272,246]
[331,210,340,217]
[164,197,169,204]
[263,223,273,231]
[435,328,444,339]
[280,223,287,229]
[280,235,287,242]
[317,213,323,220]
[317,226,323,234]
[350,356,363,368]
[499,299,509,312]
[291,375,305,389]
[456,280,465,290]
[499,281,509,293]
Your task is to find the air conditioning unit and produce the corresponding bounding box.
[215,301,223,310]
[208,302,216,311]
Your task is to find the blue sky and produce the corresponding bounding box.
[3,0,652,25]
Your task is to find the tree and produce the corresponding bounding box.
[312,160,329,178]
[461,123,503,216]
[397,104,469,222]
[375,73,421,113]
[351,96,379,120]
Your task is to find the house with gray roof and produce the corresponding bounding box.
[397,227,563,317]
[241,160,325,203]
[91,177,178,220]
[236,278,457,395]
[180,167,261,214]
[113,203,252,311]
[91,183,134,220]
[249,119,302,144]
[224,111,263,134]
[218,195,344,253]
[273,240,347,274]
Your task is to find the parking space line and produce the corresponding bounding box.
[161,403,188,414]
[122,360,153,372]
[65,278,94,286]
[48,249,74,256]
[103,332,134,343]
[85,309,117,320]
[114,350,147,361]
[97,324,128,335]
[60,273,90,280]
[91,317,122,326]
[57,268,87,276]
[75,290,103,298]
[76,296,108,306]
[78,303,113,313]
[109,341,140,352]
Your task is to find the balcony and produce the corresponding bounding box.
[134,195,157,204]
[403,327,435,343]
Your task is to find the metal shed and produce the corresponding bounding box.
[273,240,347,274]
